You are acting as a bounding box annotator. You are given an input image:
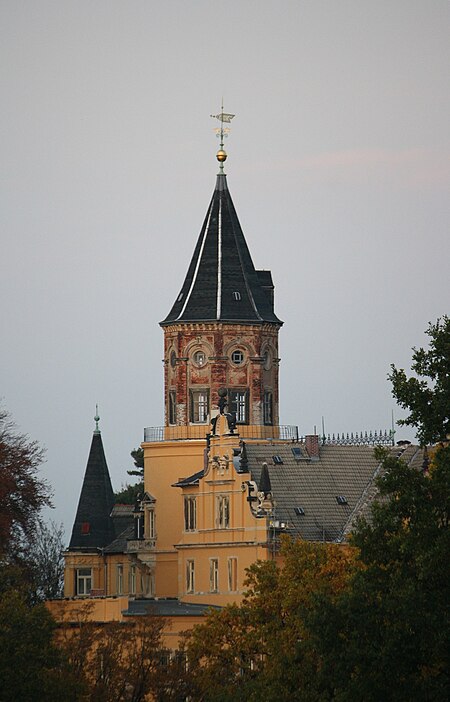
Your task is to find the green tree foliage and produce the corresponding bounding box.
[114,448,144,504]
[183,539,358,701]
[389,315,450,444]
[310,444,450,701]
[0,588,78,701]
[127,447,144,478]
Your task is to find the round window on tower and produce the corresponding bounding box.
[231,349,245,365]
[193,350,207,367]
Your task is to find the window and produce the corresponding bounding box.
[228,390,248,424]
[210,559,219,592]
[336,495,348,505]
[190,390,209,423]
[294,507,305,516]
[170,350,177,368]
[292,447,303,459]
[193,350,207,367]
[228,557,238,592]
[76,568,92,596]
[146,508,156,539]
[140,570,155,597]
[186,560,195,593]
[263,391,273,425]
[231,349,244,365]
[184,496,197,531]
[263,349,272,370]
[216,495,230,529]
[129,565,136,595]
[135,510,144,539]
[232,291,241,300]
[81,521,90,535]
[169,390,176,424]
[116,565,123,594]
[272,455,283,465]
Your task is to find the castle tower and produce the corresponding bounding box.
[159,123,282,438]
[142,113,284,597]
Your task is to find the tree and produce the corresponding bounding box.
[127,447,144,479]
[55,605,171,702]
[114,482,142,505]
[310,444,450,701]
[183,539,358,701]
[0,588,79,701]
[26,520,65,601]
[0,408,51,557]
[114,447,144,504]
[389,315,450,445]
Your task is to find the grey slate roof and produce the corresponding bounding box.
[123,598,220,617]
[246,443,424,542]
[68,431,116,551]
[103,524,134,554]
[161,173,282,326]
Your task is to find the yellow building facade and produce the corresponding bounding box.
[54,138,405,641]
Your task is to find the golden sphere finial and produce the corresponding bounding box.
[216,149,227,163]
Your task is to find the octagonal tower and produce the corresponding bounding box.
[159,170,283,439]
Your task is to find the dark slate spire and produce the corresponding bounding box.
[161,173,282,326]
[68,413,116,551]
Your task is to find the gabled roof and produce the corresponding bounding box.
[161,173,282,326]
[247,443,424,542]
[68,430,116,551]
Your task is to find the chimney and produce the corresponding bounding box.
[305,434,320,458]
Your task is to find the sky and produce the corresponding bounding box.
[1,1,449,538]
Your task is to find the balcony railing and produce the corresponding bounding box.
[127,538,156,553]
[143,424,299,442]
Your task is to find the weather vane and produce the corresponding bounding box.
[211,101,235,172]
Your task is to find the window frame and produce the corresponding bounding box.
[184,496,197,532]
[116,564,123,595]
[168,390,176,425]
[263,390,273,425]
[228,557,238,592]
[193,350,207,367]
[146,507,156,539]
[231,349,245,365]
[190,389,209,424]
[209,558,219,593]
[228,389,249,424]
[186,560,195,594]
[76,567,92,596]
[129,565,136,595]
[216,494,230,529]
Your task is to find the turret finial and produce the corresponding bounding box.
[94,404,100,434]
[211,101,235,173]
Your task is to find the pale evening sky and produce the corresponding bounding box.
[1,1,449,537]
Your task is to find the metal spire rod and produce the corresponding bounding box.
[211,102,235,173]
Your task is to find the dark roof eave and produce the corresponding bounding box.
[160,317,283,327]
